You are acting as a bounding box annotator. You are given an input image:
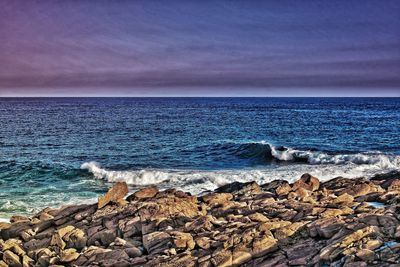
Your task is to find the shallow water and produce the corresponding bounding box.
[0,97,399,218]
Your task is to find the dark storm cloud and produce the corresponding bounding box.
[0,0,399,96]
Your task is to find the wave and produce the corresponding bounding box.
[229,141,400,168]
[81,142,400,194]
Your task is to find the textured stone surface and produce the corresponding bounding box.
[1,174,400,266]
[98,181,129,209]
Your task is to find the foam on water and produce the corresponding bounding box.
[81,144,400,194]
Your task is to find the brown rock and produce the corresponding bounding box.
[127,186,159,201]
[50,232,66,249]
[292,173,320,192]
[274,222,305,240]
[22,255,33,267]
[171,231,195,250]
[275,183,291,196]
[60,248,80,263]
[211,248,233,267]
[251,234,277,257]
[195,237,211,250]
[333,193,354,204]
[10,215,30,223]
[356,249,375,261]
[341,183,379,197]
[57,225,75,238]
[388,179,400,191]
[308,217,344,239]
[232,249,252,266]
[320,226,378,261]
[98,182,129,209]
[248,212,269,222]
[201,193,233,205]
[142,231,171,254]
[215,181,262,195]
[3,250,21,267]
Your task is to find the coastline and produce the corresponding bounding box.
[0,172,399,266]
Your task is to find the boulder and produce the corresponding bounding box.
[60,248,80,263]
[142,231,171,254]
[127,186,159,201]
[215,181,262,195]
[171,231,195,250]
[308,217,344,239]
[251,233,277,257]
[356,249,375,261]
[98,182,129,209]
[201,193,233,205]
[292,173,320,192]
[3,250,21,267]
[275,183,291,196]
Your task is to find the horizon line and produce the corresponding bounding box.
[0,95,399,98]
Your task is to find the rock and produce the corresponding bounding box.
[22,255,33,267]
[248,212,269,222]
[275,183,291,196]
[142,231,171,254]
[3,250,21,267]
[320,226,378,261]
[2,174,400,266]
[171,231,195,250]
[127,186,159,201]
[60,248,80,263]
[292,173,320,192]
[201,193,233,205]
[57,225,75,238]
[50,232,66,249]
[274,222,305,240]
[10,215,30,223]
[261,179,289,192]
[388,179,400,191]
[195,237,211,250]
[356,249,375,261]
[333,193,354,204]
[215,181,262,195]
[251,233,277,257]
[341,182,381,197]
[211,248,232,267]
[98,181,129,209]
[124,247,142,258]
[285,239,322,265]
[232,249,252,266]
[308,217,344,239]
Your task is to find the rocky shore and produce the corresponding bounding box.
[1,172,400,266]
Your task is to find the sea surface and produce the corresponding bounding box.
[0,97,399,219]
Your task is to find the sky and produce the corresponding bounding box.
[0,0,399,97]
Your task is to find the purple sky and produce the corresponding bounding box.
[0,0,399,96]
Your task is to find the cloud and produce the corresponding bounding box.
[0,0,399,95]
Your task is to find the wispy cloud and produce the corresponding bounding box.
[0,0,399,96]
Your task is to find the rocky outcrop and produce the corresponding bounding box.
[1,173,400,266]
[98,181,129,209]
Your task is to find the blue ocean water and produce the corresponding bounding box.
[0,97,399,219]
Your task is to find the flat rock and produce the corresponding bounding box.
[127,186,159,201]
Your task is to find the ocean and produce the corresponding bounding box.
[0,97,399,219]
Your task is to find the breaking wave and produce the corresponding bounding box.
[230,141,400,167]
[81,142,400,194]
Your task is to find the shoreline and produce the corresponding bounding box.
[0,172,399,266]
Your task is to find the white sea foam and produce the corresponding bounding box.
[263,142,400,168]
[80,162,169,185]
[81,151,400,195]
